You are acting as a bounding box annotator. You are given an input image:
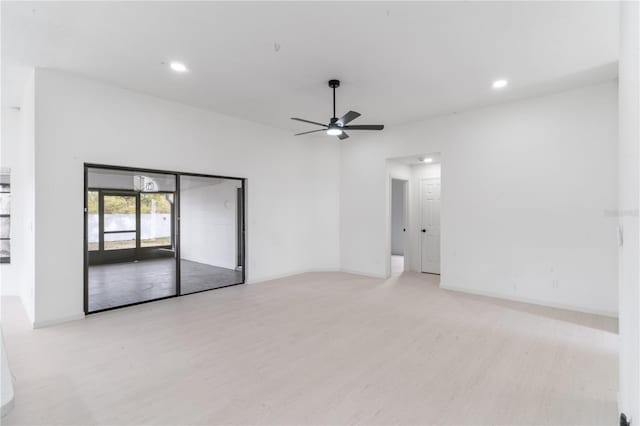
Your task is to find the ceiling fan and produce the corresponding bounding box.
[291,80,384,140]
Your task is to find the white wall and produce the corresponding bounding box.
[1,74,38,322]
[12,68,620,326]
[618,0,640,420]
[180,178,240,269]
[308,140,341,271]
[2,72,37,323]
[28,69,340,327]
[0,108,20,297]
[342,82,619,316]
[390,179,405,255]
[19,73,36,323]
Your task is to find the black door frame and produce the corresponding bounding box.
[84,163,247,314]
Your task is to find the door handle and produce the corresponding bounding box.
[421,229,426,233]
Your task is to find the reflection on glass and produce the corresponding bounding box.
[180,176,244,295]
[86,167,178,313]
[141,193,173,247]
[87,191,99,251]
[0,217,9,239]
[104,195,136,232]
[104,232,136,250]
[0,240,9,258]
[0,194,10,215]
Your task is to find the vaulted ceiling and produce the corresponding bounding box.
[2,1,619,132]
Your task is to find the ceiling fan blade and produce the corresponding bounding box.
[291,117,328,127]
[336,110,361,126]
[294,129,326,136]
[342,124,384,131]
[337,131,349,140]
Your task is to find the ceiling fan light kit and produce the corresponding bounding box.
[291,79,385,140]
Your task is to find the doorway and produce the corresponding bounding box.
[420,177,441,274]
[391,179,407,275]
[386,153,441,278]
[84,164,246,313]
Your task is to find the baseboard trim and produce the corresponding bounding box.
[246,270,309,285]
[247,269,345,284]
[306,268,342,273]
[440,282,618,318]
[32,271,341,328]
[339,268,387,279]
[33,313,85,329]
[26,273,616,328]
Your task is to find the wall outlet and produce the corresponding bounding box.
[552,279,559,289]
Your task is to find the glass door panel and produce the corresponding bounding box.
[179,175,244,295]
[86,166,178,313]
[87,191,99,251]
[85,165,245,314]
[141,193,174,248]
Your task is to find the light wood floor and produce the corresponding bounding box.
[1,272,618,425]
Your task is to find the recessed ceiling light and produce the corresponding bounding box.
[170,62,189,73]
[327,127,343,136]
[422,158,433,163]
[492,79,508,89]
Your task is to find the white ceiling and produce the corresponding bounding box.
[2,1,619,133]
[389,153,442,166]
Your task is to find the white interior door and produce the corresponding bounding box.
[420,178,441,274]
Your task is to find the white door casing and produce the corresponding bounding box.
[420,178,441,274]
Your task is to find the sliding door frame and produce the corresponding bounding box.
[84,163,247,314]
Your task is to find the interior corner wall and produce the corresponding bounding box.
[6,71,36,323]
[31,68,340,327]
[0,108,21,297]
[618,0,640,420]
[341,81,619,316]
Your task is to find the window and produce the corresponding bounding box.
[87,191,99,251]
[140,193,173,248]
[103,194,137,250]
[0,169,10,264]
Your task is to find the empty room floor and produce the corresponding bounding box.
[2,272,617,425]
[88,258,243,311]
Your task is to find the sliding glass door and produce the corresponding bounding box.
[84,165,245,313]
[86,167,178,312]
[179,175,245,295]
